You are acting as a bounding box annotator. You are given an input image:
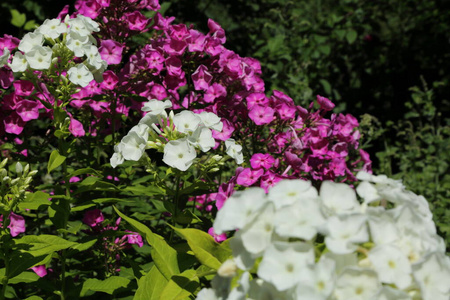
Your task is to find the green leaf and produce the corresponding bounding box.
[8,271,40,284]
[24,296,44,300]
[6,252,47,279]
[70,239,97,252]
[68,167,102,178]
[319,79,332,95]
[172,227,231,270]
[18,191,51,210]
[48,198,70,229]
[10,9,26,27]
[80,276,130,296]
[47,150,66,173]
[346,29,357,44]
[15,235,78,257]
[24,20,38,31]
[159,269,199,300]
[113,206,179,280]
[134,265,168,300]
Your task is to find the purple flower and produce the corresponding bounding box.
[99,40,124,65]
[31,265,47,277]
[125,231,143,247]
[317,95,335,111]
[8,212,25,237]
[83,209,104,227]
[248,105,274,125]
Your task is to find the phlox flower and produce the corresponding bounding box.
[124,11,149,31]
[82,209,104,227]
[31,265,48,277]
[3,113,26,135]
[323,213,369,254]
[119,131,147,161]
[173,110,202,134]
[0,47,9,67]
[208,227,227,243]
[25,46,53,70]
[9,52,28,72]
[99,39,124,65]
[125,231,144,247]
[257,241,315,291]
[249,153,275,169]
[236,168,264,186]
[319,181,360,216]
[333,267,381,300]
[317,95,335,111]
[18,32,43,52]
[373,286,412,300]
[213,187,267,234]
[224,139,243,164]
[368,244,412,289]
[15,100,39,121]
[295,256,336,300]
[66,17,91,37]
[163,138,197,171]
[7,212,26,237]
[37,18,67,39]
[248,105,274,125]
[199,111,223,131]
[141,99,172,118]
[191,65,212,91]
[274,195,325,240]
[267,179,317,209]
[68,64,94,87]
[68,118,85,137]
[66,32,90,57]
[188,127,215,152]
[412,252,450,300]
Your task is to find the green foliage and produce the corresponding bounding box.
[372,79,450,249]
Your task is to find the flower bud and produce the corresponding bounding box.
[15,162,23,174]
[28,170,38,177]
[23,164,30,175]
[217,259,237,278]
[11,178,20,185]
[0,158,7,168]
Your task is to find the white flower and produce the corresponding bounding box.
[119,131,147,161]
[257,241,314,291]
[173,110,202,134]
[66,32,90,57]
[129,124,150,142]
[366,207,400,245]
[0,48,10,67]
[162,138,197,171]
[9,52,28,72]
[323,213,369,254]
[247,279,290,300]
[225,139,243,164]
[368,244,412,289]
[213,187,267,234]
[188,127,215,152]
[76,15,100,33]
[237,202,275,255]
[36,18,67,39]
[195,288,220,300]
[84,45,105,70]
[372,286,412,300]
[268,179,317,209]
[228,272,250,300]
[333,267,381,300]
[274,195,325,240]
[25,46,53,70]
[412,252,450,300]
[229,235,256,271]
[199,111,223,131]
[141,99,172,117]
[67,64,94,87]
[295,256,336,300]
[66,17,91,37]
[18,32,44,52]
[320,180,360,216]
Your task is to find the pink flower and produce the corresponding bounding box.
[236,168,264,186]
[13,80,35,96]
[208,227,227,243]
[4,113,25,135]
[125,231,143,247]
[248,105,274,125]
[317,95,335,111]
[100,70,118,90]
[124,11,149,31]
[31,265,47,277]
[191,65,212,91]
[16,100,40,122]
[204,83,226,103]
[99,40,124,65]
[8,212,25,237]
[69,118,85,137]
[250,153,275,169]
[83,209,104,227]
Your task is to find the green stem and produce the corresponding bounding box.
[169,174,182,243]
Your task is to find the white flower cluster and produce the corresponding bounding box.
[111,99,244,171]
[198,172,450,300]
[4,15,106,87]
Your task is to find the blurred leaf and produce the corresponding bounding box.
[346,29,357,44]
[10,9,26,27]
[80,276,130,296]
